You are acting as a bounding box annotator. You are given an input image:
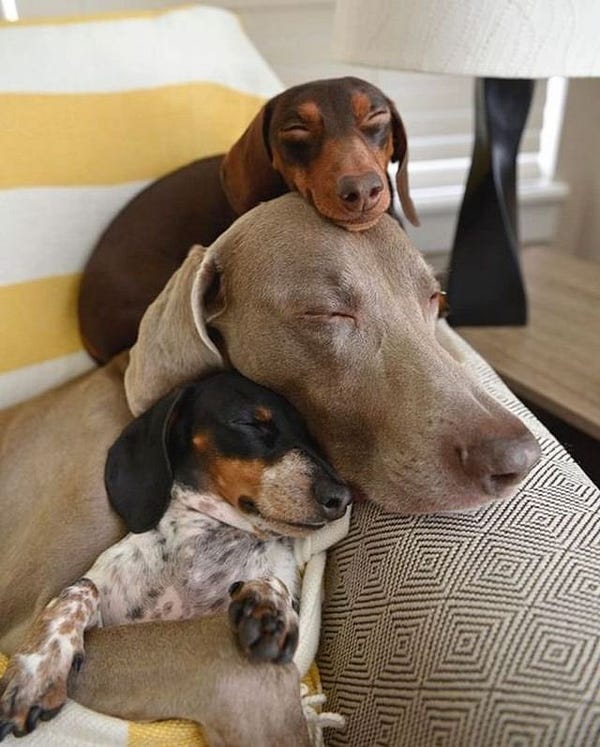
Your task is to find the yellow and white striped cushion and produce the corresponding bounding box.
[0,4,282,409]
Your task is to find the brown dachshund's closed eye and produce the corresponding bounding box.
[79,76,418,364]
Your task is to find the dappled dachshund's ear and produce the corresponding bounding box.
[105,386,189,533]
[220,99,288,215]
[386,97,420,227]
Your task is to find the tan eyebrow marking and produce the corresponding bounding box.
[193,432,210,452]
[296,101,321,123]
[351,92,371,120]
[255,406,273,422]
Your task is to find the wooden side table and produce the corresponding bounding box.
[456,247,600,461]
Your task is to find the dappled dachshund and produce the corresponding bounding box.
[0,371,350,739]
[79,76,419,363]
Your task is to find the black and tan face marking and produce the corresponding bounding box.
[107,372,351,536]
[269,78,398,229]
[191,432,268,513]
[166,372,351,536]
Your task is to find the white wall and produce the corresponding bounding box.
[552,78,600,262]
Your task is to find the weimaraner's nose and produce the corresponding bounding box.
[460,435,541,497]
[337,172,384,212]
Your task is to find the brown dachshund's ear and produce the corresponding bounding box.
[387,98,420,227]
[220,100,288,215]
[105,386,189,533]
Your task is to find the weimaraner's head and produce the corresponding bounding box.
[126,194,540,514]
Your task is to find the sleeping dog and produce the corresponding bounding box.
[0,371,350,738]
[79,76,420,363]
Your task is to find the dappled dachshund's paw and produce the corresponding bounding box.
[228,578,299,664]
[0,649,82,740]
[0,581,94,740]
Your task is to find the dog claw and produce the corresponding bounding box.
[8,687,18,716]
[228,592,259,628]
[228,600,244,627]
[0,700,64,740]
[277,626,299,664]
[72,653,85,673]
[0,657,69,740]
[0,722,13,742]
[25,705,42,733]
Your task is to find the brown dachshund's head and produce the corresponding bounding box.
[221,76,419,231]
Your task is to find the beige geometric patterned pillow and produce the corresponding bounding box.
[319,326,600,746]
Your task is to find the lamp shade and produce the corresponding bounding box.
[332,0,600,78]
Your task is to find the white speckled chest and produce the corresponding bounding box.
[85,500,298,627]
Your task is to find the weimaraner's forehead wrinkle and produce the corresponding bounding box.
[127,193,541,514]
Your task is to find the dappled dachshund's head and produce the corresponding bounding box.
[221,76,419,231]
[106,371,351,537]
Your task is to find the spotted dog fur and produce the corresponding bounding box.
[0,372,350,739]
[0,580,98,736]
[87,489,299,626]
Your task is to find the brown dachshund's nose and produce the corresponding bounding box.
[337,172,384,212]
[313,475,352,520]
[460,434,541,498]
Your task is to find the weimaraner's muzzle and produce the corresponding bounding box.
[126,193,540,514]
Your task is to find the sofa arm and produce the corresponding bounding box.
[318,328,600,746]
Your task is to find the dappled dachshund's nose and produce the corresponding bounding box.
[313,475,352,520]
[337,172,384,212]
[460,434,541,498]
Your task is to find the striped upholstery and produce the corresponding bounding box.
[0,4,282,409]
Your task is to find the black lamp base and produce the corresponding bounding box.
[447,78,535,327]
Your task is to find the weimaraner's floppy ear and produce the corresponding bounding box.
[220,100,288,215]
[105,386,188,533]
[125,245,225,417]
[386,97,420,227]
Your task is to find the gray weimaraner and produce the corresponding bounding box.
[0,194,540,744]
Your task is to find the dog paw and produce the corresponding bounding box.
[228,578,299,664]
[0,650,78,740]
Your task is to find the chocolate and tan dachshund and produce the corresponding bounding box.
[1,196,540,744]
[78,77,419,363]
